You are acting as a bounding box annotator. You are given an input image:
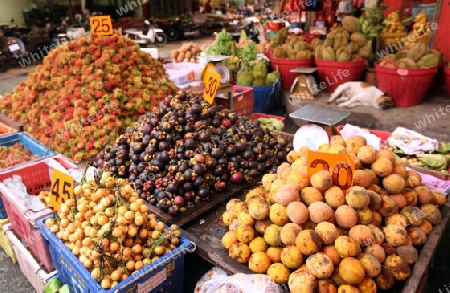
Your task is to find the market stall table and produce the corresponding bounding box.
[144,179,257,226]
[180,128,450,292]
[181,191,450,293]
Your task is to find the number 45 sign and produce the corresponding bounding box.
[90,15,113,36]
[49,169,74,212]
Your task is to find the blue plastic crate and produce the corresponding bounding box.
[0,132,55,171]
[0,132,54,219]
[237,80,280,114]
[38,215,193,293]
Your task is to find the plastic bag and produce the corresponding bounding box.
[387,127,438,155]
[195,267,282,293]
[293,124,329,151]
[339,123,382,150]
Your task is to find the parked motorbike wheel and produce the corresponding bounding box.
[167,29,179,41]
[154,32,167,47]
[191,28,202,39]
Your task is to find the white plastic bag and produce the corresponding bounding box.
[46,158,83,183]
[293,124,329,151]
[195,267,282,293]
[339,123,382,150]
[387,127,438,155]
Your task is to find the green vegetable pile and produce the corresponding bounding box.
[390,142,450,173]
[205,29,238,56]
[257,117,284,131]
[240,29,258,62]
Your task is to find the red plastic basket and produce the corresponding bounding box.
[0,155,78,272]
[268,56,314,90]
[215,85,254,117]
[375,61,438,107]
[315,57,366,93]
[444,66,450,94]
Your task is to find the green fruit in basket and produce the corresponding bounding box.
[58,284,71,293]
[417,53,439,68]
[237,63,254,86]
[266,66,281,86]
[253,76,266,86]
[258,118,284,131]
[44,277,62,293]
[253,59,268,79]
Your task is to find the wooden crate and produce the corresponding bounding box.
[146,182,254,227]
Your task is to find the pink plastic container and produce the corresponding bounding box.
[0,155,78,272]
[5,224,56,293]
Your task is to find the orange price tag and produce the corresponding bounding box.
[49,169,74,212]
[90,15,113,36]
[203,63,221,104]
[306,150,355,190]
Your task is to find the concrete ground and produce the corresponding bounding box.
[281,91,450,141]
[0,36,449,292]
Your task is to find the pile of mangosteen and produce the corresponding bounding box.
[94,91,292,216]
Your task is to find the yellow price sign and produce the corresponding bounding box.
[49,169,74,212]
[203,63,221,104]
[90,15,113,36]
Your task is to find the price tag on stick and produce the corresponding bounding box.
[49,169,74,212]
[307,150,355,190]
[203,63,221,104]
[90,15,113,36]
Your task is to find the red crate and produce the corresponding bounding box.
[0,155,78,272]
[215,86,254,117]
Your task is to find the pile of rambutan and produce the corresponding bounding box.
[0,33,177,161]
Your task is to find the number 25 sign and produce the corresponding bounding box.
[49,169,74,212]
[90,15,113,36]
[306,150,355,190]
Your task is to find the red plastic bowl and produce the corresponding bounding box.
[315,57,366,93]
[444,66,450,94]
[375,61,437,107]
[268,56,314,90]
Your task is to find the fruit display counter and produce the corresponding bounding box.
[182,131,450,293]
[183,193,450,292]
[1,13,449,291]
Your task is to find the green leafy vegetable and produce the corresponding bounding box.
[240,29,258,62]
